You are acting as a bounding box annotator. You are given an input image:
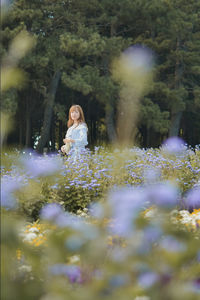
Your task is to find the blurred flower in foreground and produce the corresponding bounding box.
[89,202,104,219]
[143,226,163,244]
[40,203,64,222]
[184,187,200,210]
[146,182,180,208]
[1,176,22,209]
[49,264,82,283]
[138,271,159,289]
[111,45,154,145]
[40,203,97,240]
[108,187,147,237]
[162,136,186,155]
[2,30,36,91]
[123,45,154,73]
[160,236,186,253]
[21,154,62,177]
[177,209,200,229]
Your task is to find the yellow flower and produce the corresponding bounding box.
[16,249,22,260]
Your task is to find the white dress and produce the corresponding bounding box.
[65,122,88,159]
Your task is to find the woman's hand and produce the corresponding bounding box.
[61,145,66,153]
[63,138,75,144]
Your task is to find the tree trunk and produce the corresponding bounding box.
[25,97,31,148]
[19,110,24,147]
[169,38,183,137]
[169,111,183,137]
[25,112,31,148]
[36,70,61,153]
[51,113,55,152]
[146,127,151,148]
[105,103,117,143]
[103,21,118,144]
[59,120,63,149]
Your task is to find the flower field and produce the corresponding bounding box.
[1,143,200,300]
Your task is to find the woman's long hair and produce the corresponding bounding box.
[67,105,87,128]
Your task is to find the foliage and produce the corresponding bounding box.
[1,168,200,300]
[2,145,200,220]
[1,0,200,148]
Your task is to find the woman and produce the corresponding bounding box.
[61,105,88,159]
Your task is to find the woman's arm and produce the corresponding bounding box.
[64,128,74,144]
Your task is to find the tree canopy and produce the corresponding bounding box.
[2,0,200,150]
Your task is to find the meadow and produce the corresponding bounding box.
[1,141,200,300]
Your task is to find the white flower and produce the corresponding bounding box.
[18,265,32,273]
[179,216,192,224]
[28,227,39,233]
[145,208,158,218]
[23,232,37,242]
[191,219,196,227]
[194,212,200,220]
[179,210,190,217]
[68,255,80,264]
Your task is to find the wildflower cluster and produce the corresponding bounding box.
[1,143,200,300]
[178,209,200,230]
[20,221,51,247]
[2,145,199,219]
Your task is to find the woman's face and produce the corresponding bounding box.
[71,109,80,121]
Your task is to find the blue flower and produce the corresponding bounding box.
[49,264,82,283]
[184,187,200,210]
[123,45,154,72]
[162,137,186,155]
[21,155,62,178]
[138,271,159,288]
[40,203,63,221]
[89,202,104,219]
[160,236,186,253]
[108,187,147,237]
[1,176,22,209]
[146,182,179,208]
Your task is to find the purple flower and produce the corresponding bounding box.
[89,202,104,219]
[49,264,82,283]
[146,182,179,208]
[162,137,186,155]
[123,45,154,72]
[1,176,21,209]
[160,236,186,253]
[108,187,147,237]
[54,212,71,227]
[138,271,159,288]
[22,155,62,177]
[143,226,163,244]
[40,203,63,221]
[184,187,200,210]
[193,278,200,291]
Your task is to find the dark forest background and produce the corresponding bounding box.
[1,0,200,153]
